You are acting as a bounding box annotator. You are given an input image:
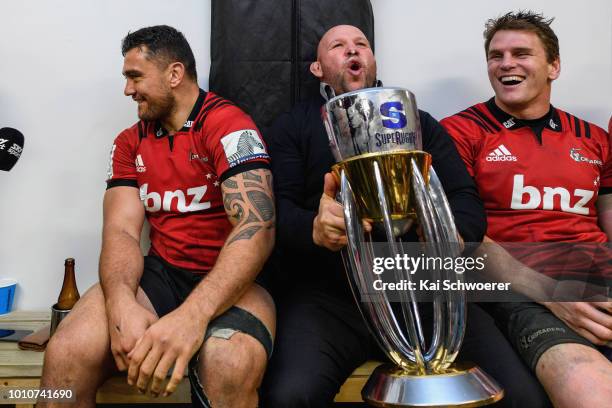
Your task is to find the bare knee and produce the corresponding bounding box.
[536,343,612,408]
[198,334,267,406]
[204,334,266,389]
[42,284,113,384]
[44,324,84,369]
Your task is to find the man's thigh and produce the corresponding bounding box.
[47,283,112,368]
[260,289,378,407]
[44,283,157,377]
[48,254,159,370]
[139,255,274,335]
[52,282,155,352]
[139,256,275,405]
[190,284,275,406]
[198,283,276,361]
[491,302,596,371]
[459,303,550,407]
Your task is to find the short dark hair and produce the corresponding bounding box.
[122,25,197,80]
[484,11,559,63]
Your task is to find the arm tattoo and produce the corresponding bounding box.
[243,170,262,182]
[247,190,274,222]
[223,192,246,221]
[222,178,238,189]
[222,168,275,245]
[245,210,260,223]
[228,203,244,221]
[223,192,244,209]
[228,225,262,244]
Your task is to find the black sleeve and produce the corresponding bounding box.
[419,110,487,243]
[219,161,270,182]
[265,111,319,254]
[106,179,138,189]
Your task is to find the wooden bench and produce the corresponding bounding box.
[0,311,378,406]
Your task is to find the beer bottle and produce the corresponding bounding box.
[57,258,80,310]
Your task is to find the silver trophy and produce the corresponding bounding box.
[322,87,503,407]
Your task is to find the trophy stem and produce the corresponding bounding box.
[372,161,427,371]
[341,170,420,369]
[411,159,468,370]
[428,167,466,362]
[410,160,450,370]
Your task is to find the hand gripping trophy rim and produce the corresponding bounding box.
[325,87,503,407]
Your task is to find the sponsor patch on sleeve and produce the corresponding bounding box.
[220,129,269,167]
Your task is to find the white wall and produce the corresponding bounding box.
[0,0,609,310]
[0,0,210,310]
[372,0,611,124]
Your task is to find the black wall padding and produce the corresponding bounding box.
[209,0,374,130]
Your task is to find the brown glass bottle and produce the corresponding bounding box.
[56,258,80,310]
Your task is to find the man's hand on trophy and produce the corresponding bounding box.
[313,173,347,251]
[313,173,371,251]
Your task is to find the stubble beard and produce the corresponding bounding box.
[331,67,376,95]
[138,87,176,122]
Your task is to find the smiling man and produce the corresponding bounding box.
[442,11,612,407]
[39,25,275,408]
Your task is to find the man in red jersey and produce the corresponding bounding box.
[442,11,611,407]
[39,26,275,408]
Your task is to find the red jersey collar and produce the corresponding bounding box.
[153,88,207,138]
[485,97,562,133]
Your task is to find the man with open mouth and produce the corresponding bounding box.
[442,10,612,407]
[261,24,548,407]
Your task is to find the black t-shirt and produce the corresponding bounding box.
[265,95,486,296]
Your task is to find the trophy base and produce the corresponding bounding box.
[362,363,504,407]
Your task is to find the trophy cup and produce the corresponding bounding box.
[322,87,503,407]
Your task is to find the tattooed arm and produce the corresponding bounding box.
[180,168,275,320]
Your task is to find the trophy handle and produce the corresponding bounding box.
[428,167,466,365]
[410,160,448,370]
[339,161,469,373]
[372,161,427,368]
[411,161,466,369]
[340,169,426,372]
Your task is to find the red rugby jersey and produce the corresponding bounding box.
[106,90,270,272]
[441,98,611,244]
[442,99,611,278]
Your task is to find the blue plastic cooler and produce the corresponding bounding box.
[0,279,17,315]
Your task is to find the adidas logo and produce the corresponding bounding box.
[486,144,517,162]
[135,154,147,172]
